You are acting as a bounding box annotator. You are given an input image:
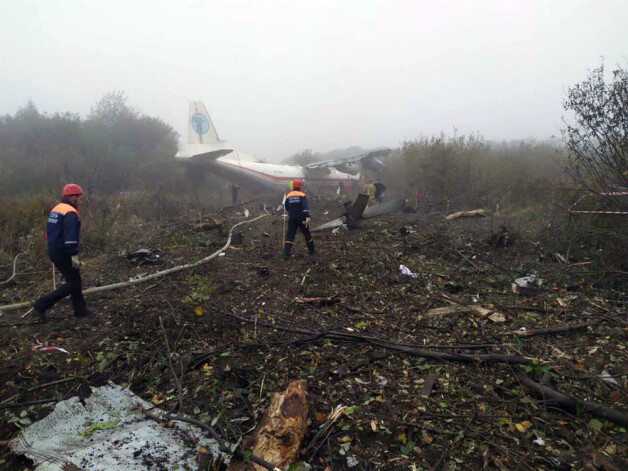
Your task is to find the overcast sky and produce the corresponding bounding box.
[1,0,626,161]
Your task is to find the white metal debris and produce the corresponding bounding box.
[10,383,226,471]
[399,264,418,278]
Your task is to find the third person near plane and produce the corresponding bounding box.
[283,179,315,260]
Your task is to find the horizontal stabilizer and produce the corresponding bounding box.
[362,199,406,219]
[311,218,344,232]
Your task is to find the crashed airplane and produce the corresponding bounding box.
[174,101,389,190]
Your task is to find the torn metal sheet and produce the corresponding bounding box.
[10,383,226,471]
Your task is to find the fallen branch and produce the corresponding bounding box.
[295,294,339,307]
[516,371,628,427]
[222,311,531,365]
[0,215,267,313]
[145,412,280,471]
[510,319,601,337]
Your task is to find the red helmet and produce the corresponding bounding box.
[292,179,302,190]
[62,183,84,196]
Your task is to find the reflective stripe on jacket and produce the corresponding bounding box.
[284,190,310,220]
[47,199,81,255]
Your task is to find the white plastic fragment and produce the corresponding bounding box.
[10,383,226,471]
[533,437,546,446]
[598,370,619,388]
[399,264,417,278]
[512,272,544,293]
[347,455,359,468]
[514,273,544,287]
[32,338,69,354]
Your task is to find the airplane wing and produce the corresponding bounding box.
[304,149,390,173]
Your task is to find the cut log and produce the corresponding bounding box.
[444,209,487,220]
[227,381,308,471]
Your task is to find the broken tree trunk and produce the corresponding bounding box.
[227,381,308,471]
[516,372,628,427]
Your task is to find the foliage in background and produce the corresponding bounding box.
[0,92,180,196]
[383,133,563,209]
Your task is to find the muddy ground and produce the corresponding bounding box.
[1,201,627,470]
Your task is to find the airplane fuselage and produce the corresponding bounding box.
[175,101,362,192]
[176,147,359,191]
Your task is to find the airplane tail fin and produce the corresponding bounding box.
[187,101,220,145]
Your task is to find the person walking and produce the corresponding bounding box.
[374,179,386,203]
[230,183,240,205]
[283,179,315,260]
[364,179,376,207]
[32,184,93,322]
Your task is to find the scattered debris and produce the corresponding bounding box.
[127,249,163,266]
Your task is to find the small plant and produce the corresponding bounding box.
[524,358,550,377]
[182,275,214,304]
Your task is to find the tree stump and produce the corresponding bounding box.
[227,381,308,471]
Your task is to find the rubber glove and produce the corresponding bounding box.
[71,255,81,268]
[304,217,311,228]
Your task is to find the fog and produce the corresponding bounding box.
[1,0,626,161]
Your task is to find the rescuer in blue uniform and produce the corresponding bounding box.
[284,179,315,260]
[32,184,92,322]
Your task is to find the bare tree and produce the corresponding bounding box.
[562,64,628,195]
[88,91,138,128]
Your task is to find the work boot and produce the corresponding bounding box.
[74,308,96,318]
[283,243,292,260]
[31,305,48,323]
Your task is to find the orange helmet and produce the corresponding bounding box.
[62,184,84,196]
[292,179,302,190]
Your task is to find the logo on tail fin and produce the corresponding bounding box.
[191,113,209,135]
